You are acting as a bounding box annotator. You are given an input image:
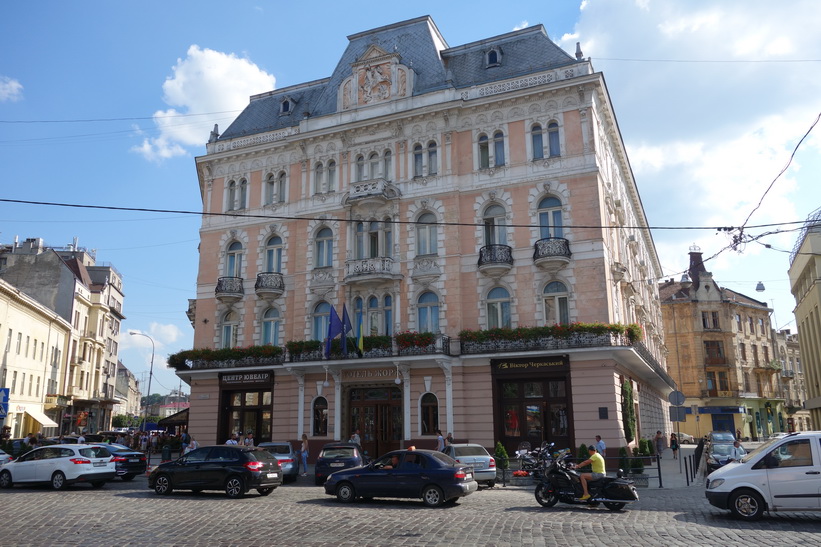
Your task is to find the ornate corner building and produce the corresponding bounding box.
[179,16,673,457]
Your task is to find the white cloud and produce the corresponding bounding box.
[149,322,184,346]
[0,76,23,102]
[133,45,276,161]
[513,20,529,31]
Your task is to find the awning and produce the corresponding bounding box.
[158,407,189,426]
[25,408,59,428]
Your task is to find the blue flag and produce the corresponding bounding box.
[325,306,343,358]
[341,304,353,356]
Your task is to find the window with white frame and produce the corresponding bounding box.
[265,235,283,273]
[427,141,438,175]
[382,216,393,258]
[483,204,507,245]
[547,122,560,157]
[369,152,380,179]
[262,308,280,346]
[544,281,569,324]
[227,180,237,211]
[238,179,248,209]
[537,197,563,239]
[314,162,324,194]
[383,295,393,336]
[312,302,330,341]
[531,124,544,160]
[413,144,424,177]
[383,150,392,181]
[315,227,333,267]
[478,134,490,168]
[265,173,276,205]
[356,155,365,182]
[225,241,243,277]
[417,291,440,333]
[486,287,511,329]
[221,311,239,349]
[416,212,438,255]
[493,131,505,166]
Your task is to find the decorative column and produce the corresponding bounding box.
[396,363,411,441]
[331,368,342,440]
[436,359,453,436]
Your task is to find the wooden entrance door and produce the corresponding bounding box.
[349,386,402,459]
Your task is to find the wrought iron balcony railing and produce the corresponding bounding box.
[255,272,285,299]
[215,276,244,303]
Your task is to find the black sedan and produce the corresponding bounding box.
[314,442,368,485]
[323,449,479,507]
[88,443,146,480]
[148,445,282,498]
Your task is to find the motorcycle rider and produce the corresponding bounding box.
[578,444,606,500]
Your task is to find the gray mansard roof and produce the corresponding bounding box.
[219,16,578,141]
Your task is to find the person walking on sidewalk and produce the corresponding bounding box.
[300,434,309,477]
[654,431,666,459]
[670,433,679,460]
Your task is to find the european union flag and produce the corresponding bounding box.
[325,306,343,358]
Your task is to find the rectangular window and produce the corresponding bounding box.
[752,344,759,366]
[16,332,22,354]
[735,314,742,331]
[763,346,769,362]
[704,341,725,364]
[739,343,746,360]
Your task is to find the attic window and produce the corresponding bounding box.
[280,100,291,115]
[485,48,502,68]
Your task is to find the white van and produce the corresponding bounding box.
[705,431,821,520]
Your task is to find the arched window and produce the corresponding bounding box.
[265,173,276,205]
[265,235,283,273]
[238,179,248,209]
[356,155,365,182]
[538,197,563,239]
[544,281,569,324]
[327,161,336,192]
[427,141,438,175]
[221,311,239,349]
[367,296,380,336]
[312,301,331,341]
[383,150,392,181]
[416,212,438,255]
[420,392,439,435]
[368,221,380,258]
[226,241,243,277]
[384,295,393,336]
[314,162,324,193]
[548,122,560,157]
[354,222,366,259]
[487,50,498,65]
[277,172,286,202]
[313,396,328,436]
[493,131,505,166]
[531,124,544,160]
[262,308,280,346]
[227,180,236,211]
[369,152,380,179]
[487,287,511,329]
[478,135,489,169]
[483,204,507,245]
[417,291,440,333]
[315,227,333,267]
[413,144,424,177]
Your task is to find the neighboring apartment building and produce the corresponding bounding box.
[0,237,125,434]
[113,361,141,419]
[788,207,821,428]
[772,329,812,432]
[0,278,71,437]
[176,17,673,456]
[660,246,786,441]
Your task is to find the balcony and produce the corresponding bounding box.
[215,276,244,305]
[344,257,402,287]
[702,389,739,399]
[255,272,285,300]
[347,178,399,206]
[532,237,571,272]
[478,245,513,277]
[782,369,795,379]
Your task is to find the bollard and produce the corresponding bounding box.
[162,444,171,462]
[684,456,690,486]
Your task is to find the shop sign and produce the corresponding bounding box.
[491,355,569,374]
[220,372,272,386]
[342,368,396,380]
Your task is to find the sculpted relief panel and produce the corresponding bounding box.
[341,45,413,110]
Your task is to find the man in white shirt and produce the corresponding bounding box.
[595,435,606,455]
[77,433,86,444]
[225,433,239,445]
[729,441,745,462]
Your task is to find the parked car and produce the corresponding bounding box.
[705,442,746,473]
[442,443,496,487]
[258,441,299,482]
[678,432,695,444]
[706,431,821,520]
[0,444,116,490]
[314,442,368,485]
[0,448,13,466]
[148,445,282,498]
[324,448,479,507]
[88,443,146,480]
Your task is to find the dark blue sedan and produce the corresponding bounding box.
[323,449,479,507]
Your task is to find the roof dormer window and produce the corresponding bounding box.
[279,96,296,115]
[485,47,502,68]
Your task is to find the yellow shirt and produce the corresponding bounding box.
[590,452,605,474]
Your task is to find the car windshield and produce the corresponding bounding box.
[740,436,782,462]
[710,432,735,442]
[710,444,737,456]
[247,449,278,463]
[322,447,356,458]
[453,446,490,457]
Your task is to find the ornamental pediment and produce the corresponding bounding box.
[340,46,414,110]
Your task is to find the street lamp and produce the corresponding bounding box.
[129,330,154,466]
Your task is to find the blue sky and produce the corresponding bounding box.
[2,1,819,394]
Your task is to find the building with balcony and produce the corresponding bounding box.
[660,246,786,441]
[788,206,821,429]
[772,329,812,432]
[178,17,672,457]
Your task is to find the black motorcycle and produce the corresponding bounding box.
[516,441,554,476]
[534,450,639,511]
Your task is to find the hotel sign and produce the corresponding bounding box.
[342,368,396,380]
[220,372,273,387]
[492,355,569,374]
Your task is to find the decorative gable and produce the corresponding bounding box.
[339,45,414,110]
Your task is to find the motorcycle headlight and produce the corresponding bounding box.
[707,478,724,489]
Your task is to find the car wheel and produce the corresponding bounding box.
[534,483,559,508]
[225,476,245,499]
[485,480,496,488]
[336,482,356,503]
[51,471,67,491]
[604,502,626,511]
[422,485,444,507]
[91,481,106,489]
[154,474,173,495]
[121,474,136,481]
[257,487,274,496]
[729,489,766,521]
[0,470,12,489]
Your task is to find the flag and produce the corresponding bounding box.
[357,314,364,353]
[325,306,343,358]
[341,304,353,356]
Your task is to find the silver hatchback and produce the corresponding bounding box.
[443,443,497,487]
[258,442,299,482]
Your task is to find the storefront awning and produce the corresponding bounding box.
[25,408,59,428]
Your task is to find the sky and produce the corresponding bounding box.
[1,1,819,395]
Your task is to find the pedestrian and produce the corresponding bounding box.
[670,433,679,460]
[300,434,309,477]
[77,432,86,444]
[349,429,361,446]
[445,432,454,447]
[595,435,606,455]
[654,431,666,459]
[244,432,254,446]
[184,436,198,454]
[180,429,190,453]
[436,429,445,452]
[225,433,239,445]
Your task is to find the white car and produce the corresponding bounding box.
[678,432,695,444]
[0,448,13,466]
[0,444,116,490]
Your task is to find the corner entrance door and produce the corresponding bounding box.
[349,386,402,459]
